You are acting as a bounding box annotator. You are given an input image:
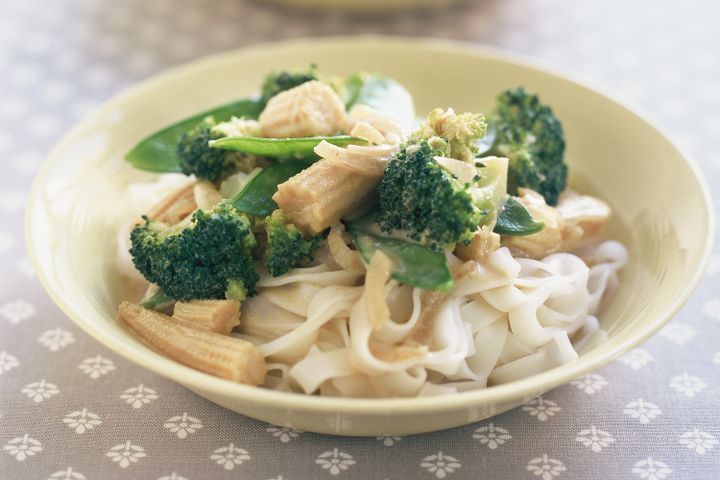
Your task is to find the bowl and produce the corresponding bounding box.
[26,37,714,436]
[264,0,466,13]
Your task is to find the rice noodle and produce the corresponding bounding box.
[245,241,626,397]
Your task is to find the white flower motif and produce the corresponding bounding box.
[120,384,159,408]
[522,396,561,421]
[106,441,146,468]
[78,355,115,378]
[0,231,15,254]
[1,299,36,324]
[0,189,26,212]
[701,298,720,321]
[679,429,718,454]
[3,434,42,461]
[48,467,86,479]
[570,374,608,394]
[472,423,511,449]
[0,351,20,374]
[157,473,187,480]
[266,426,302,443]
[211,443,251,470]
[527,454,566,479]
[623,399,662,424]
[21,379,59,403]
[164,413,202,439]
[377,435,402,447]
[669,373,706,397]
[63,408,101,434]
[420,451,460,478]
[632,457,672,480]
[575,426,615,452]
[15,257,35,277]
[619,349,654,370]
[659,322,697,345]
[38,328,75,352]
[316,448,356,476]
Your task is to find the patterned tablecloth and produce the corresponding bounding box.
[1,0,719,478]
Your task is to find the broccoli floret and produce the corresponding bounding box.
[377,140,503,248]
[130,202,258,301]
[409,108,487,163]
[177,116,257,183]
[263,211,323,277]
[485,87,566,205]
[260,65,318,106]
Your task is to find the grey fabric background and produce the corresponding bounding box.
[1,0,719,479]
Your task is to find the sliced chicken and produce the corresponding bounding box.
[502,188,611,259]
[259,81,346,138]
[455,225,501,261]
[344,104,408,145]
[556,190,611,251]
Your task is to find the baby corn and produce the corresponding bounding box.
[117,302,266,385]
[172,299,240,334]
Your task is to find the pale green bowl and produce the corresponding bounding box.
[26,37,714,436]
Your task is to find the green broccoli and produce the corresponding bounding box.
[260,65,318,106]
[129,201,258,301]
[409,108,487,163]
[484,87,567,205]
[377,140,507,248]
[263,211,323,277]
[177,116,259,183]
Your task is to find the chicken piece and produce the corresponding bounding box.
[455,225,501,261]
[172,299,240,334]
[272,141,390,235]
[344,104,407,145]
[502,188,565,259]
[556,190,611,250]
[117,302,266,385]
[503,188,611,259]
[259,81,346,138]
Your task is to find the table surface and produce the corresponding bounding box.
[2,0,719,479]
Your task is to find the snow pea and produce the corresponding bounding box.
[231,160,313,218]
[125,98,263,173]
[347,213,453,291]
[344,73,415,127]
[209,135,366,159]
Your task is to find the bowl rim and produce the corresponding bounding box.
[26,35,715,415]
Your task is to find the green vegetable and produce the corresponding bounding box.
[263,211,324,277]
[483,87,567,205]
[344,73,415,126]
[210,135,366,159]
[232,160,313,218]
[177,116,259,183]
[125,99,262,173]
[409,108,487,163]
[260,66,318,107]
[494,196,545,236]
[139,290,174,310]
[377,140,505,248]
[129,202,258,301]
[347,215,453,291]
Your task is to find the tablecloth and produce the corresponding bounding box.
[1,0,719,478]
